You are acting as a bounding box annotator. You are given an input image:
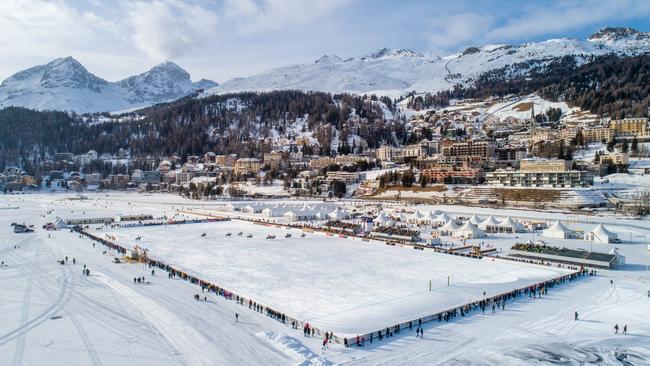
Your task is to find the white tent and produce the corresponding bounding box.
[284,209,317,221]
[261,207,284,217]
[283,210,298,221]
[455,221,486,239]
[609,247,625,266]
[374,212,389,224]
[54,217,68,229]
[242,204,262,213]
[468,214,484,225]
[408,210,425,224]
[478,216,500,231]
[328,207,349,220]
[439,219,459,236]
[496,217,525,233]
[542,221,575,239]
[434,212,451,224]
[426,211,439,223]
[585,224,618,244]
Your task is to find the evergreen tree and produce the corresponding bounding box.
[419,174,428,188]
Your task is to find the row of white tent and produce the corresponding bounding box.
[439,220,487,239]
[225,202,349,221]
[282,206,351,221]
[377,209,620,243]
[383,210,527,233]
[543,221,619,243]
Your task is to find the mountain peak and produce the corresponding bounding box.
[588,27,647,42]
[46,56,90,74]
[51,56,82,65]
[153,60,184,70]
[0,57,216,112]
[39,56,107,91]
[147,61,190,79]
[315,55,342,64]
[362,48,424,60]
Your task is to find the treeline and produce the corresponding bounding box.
[461,54,650,118]
[0,90,402,164]
[413,54,650,118]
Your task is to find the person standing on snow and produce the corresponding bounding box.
[574,311,578,321]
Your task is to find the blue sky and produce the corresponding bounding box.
[1,0,649,83]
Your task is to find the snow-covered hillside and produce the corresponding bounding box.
[210,27,650,97]
[0,57,218,113]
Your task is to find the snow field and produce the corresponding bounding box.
[2,193,649,365]
[104,220,574,336]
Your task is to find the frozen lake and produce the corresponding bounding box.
[105,220,574,335]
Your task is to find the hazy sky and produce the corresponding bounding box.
[1,0,649,83]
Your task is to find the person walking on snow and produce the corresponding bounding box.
[574,311,578,321]
[235,313,239,322]
[623,325,627,334]
[614,324,619,334]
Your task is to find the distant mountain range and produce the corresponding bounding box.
[209,27,650,97]
[1,27,648,113]
[0,57,218,113]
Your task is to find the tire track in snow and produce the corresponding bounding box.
[11,250,34,366]
[0,248,72,346]
[67,311,103,366]
[94,272,225,366]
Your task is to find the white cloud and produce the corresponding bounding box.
[0,0,131,79]
[426,13,496,54]
[223,0,351,34]
[126,0,219,61]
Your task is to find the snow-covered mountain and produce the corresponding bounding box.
[0,57,217,113]
[210,27,650,97]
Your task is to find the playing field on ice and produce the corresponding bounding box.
[105,220,574,335]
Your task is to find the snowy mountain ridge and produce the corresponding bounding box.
[209,27,650,97]
[0,57,218,113]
